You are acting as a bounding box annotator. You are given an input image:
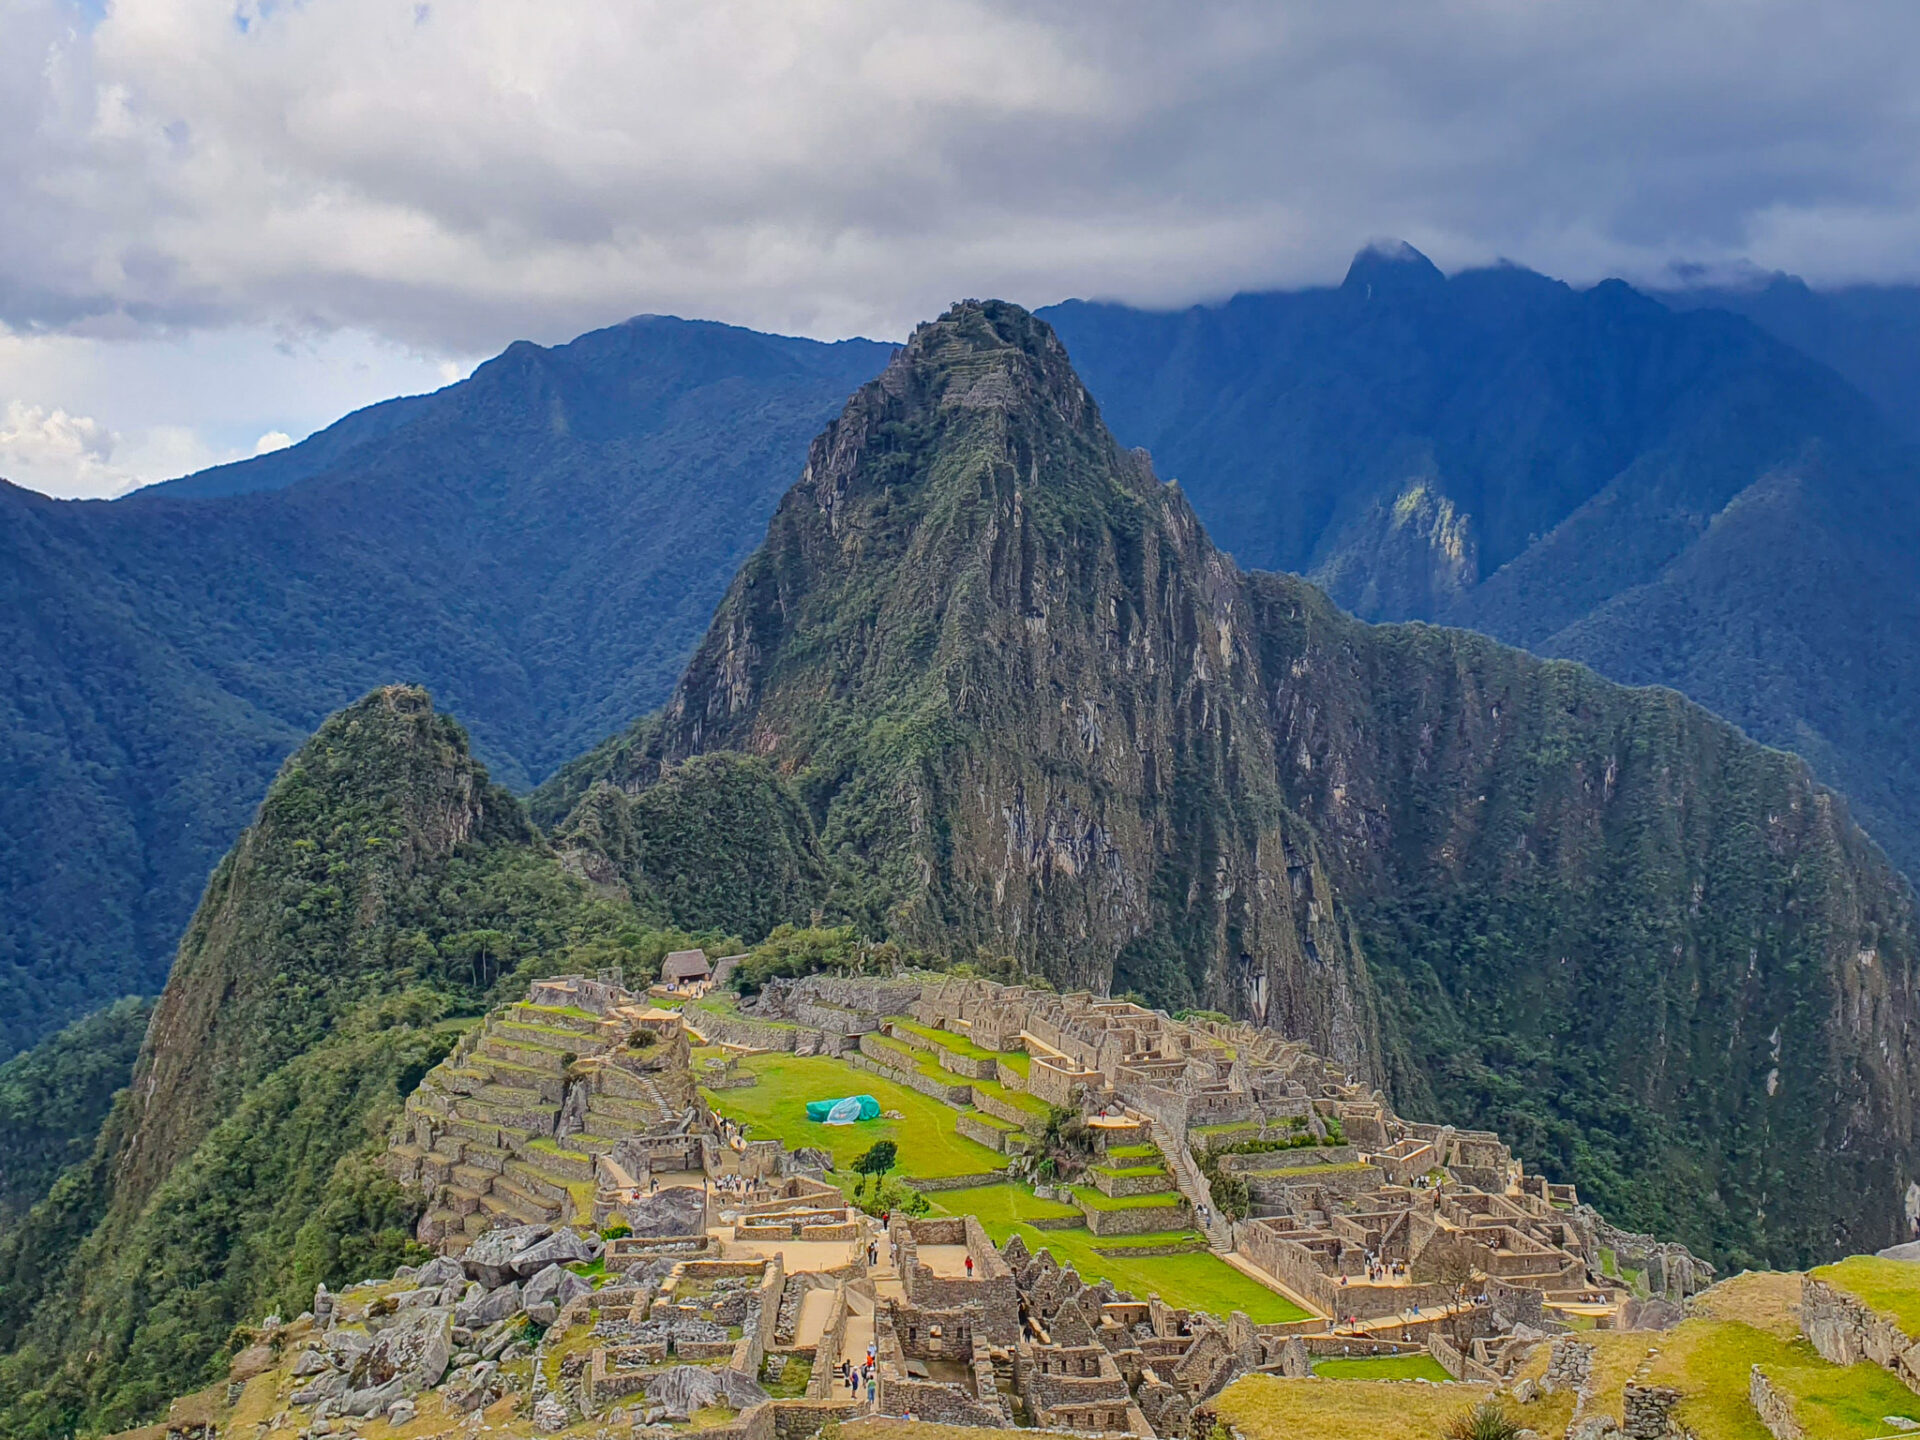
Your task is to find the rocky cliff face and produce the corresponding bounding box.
[556,301,1920,1266]
[556,301,1382,1073]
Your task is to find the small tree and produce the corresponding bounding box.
[853,1141,897,1195]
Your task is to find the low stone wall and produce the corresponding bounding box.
[1092,1239,1208,1257]
[903,1171,1007,1192]
[1749,1366,1803,1440]
[769,1398,863,1440]
[955,1111,1012,1154]
[1428,1332,1501,1383]
[935,1047,999,1081]
[1301,1336,1422,1358]
[692,1007,803,1052]
[848,1045,973,1105]
[1093,1166,1174,1199]
[972,1088,1046,1135]
[1078,1196,1190,1236]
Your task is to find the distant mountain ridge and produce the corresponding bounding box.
[0,317,890,1057]
[8,244,1920,1071]
[1038,248,1920,879]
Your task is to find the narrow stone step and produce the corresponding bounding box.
[451,1162,498,1191]
[479,1185,560,1226]
[503,1159,574,1206]
[443,1185,485,1217]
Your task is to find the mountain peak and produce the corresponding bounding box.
[1341,238,1446,296]
[883,298,1091,420]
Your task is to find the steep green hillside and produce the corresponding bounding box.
[0,996,150,1223]
[1041,251,1920,880]
[549,754,831,938]
[0,687,643,1438]
[554,300,1920,1268]
[0,319,890,1061]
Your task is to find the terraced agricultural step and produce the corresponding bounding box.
[477,1037,569,1073]
[452,1095,552,1132]
[526,1144,596,1183]
[509,1004,611,1036]
[451,1162,499,1191]
[492,1020,591,1053]
[586,1094,670,1130]
[501,1161,573,1207]
[479,1187,560,1226]
[465,1055,566,1101]
[561,1132,619,1155]
[443,1185,485,1217]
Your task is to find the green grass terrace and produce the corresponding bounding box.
[933,1183,1311,1324]
[696,1049,1003,1178]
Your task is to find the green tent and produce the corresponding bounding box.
[805,1094,881,1124]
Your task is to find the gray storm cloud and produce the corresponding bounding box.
[3,0,1920,488]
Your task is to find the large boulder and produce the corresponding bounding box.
[510,1229,602,1276]
[443,1360,501,1413]
[455,1282,523,1329]
[461,1224,552,1286]
[624,1186,706,1238]
[348,1304,453,1397]
[524,1263,594,1313]
[338,1376,405,1418]
[644,1365,768,1420]
[289,1371,349,1407]
[416,1255,467,1288]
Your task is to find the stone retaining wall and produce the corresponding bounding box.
[1803,1277,1920,1394]
[1093,1166,1175,1199]
[849,1044,973,1105]
[1077,1195,1190,1236]
[692,1008,803,1052]
[955,1111,1012,1153]
[769,1398,863,1440]
[972,1088,1046,1135]
[1092,1240,1208,1257]
[1749,1366,1803,1440]
[904,1171,1008,1192]
[935,1047,998,1081]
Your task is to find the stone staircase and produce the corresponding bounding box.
[386,999,689,1251]
[1152,1123,1235,1252]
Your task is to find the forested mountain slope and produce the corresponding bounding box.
[551,301,1920,1270]
[0,319,889,1058]
[0,687,649,1438]
[1040,248,1920,880]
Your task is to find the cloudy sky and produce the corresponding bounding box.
[6,0,1920,498]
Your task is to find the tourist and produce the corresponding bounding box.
[965,1254,974,1278]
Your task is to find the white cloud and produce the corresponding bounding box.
[0,400,130,497]
[3,0,1919,355]
[5,0,1920,495]
[252,429,291,454]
